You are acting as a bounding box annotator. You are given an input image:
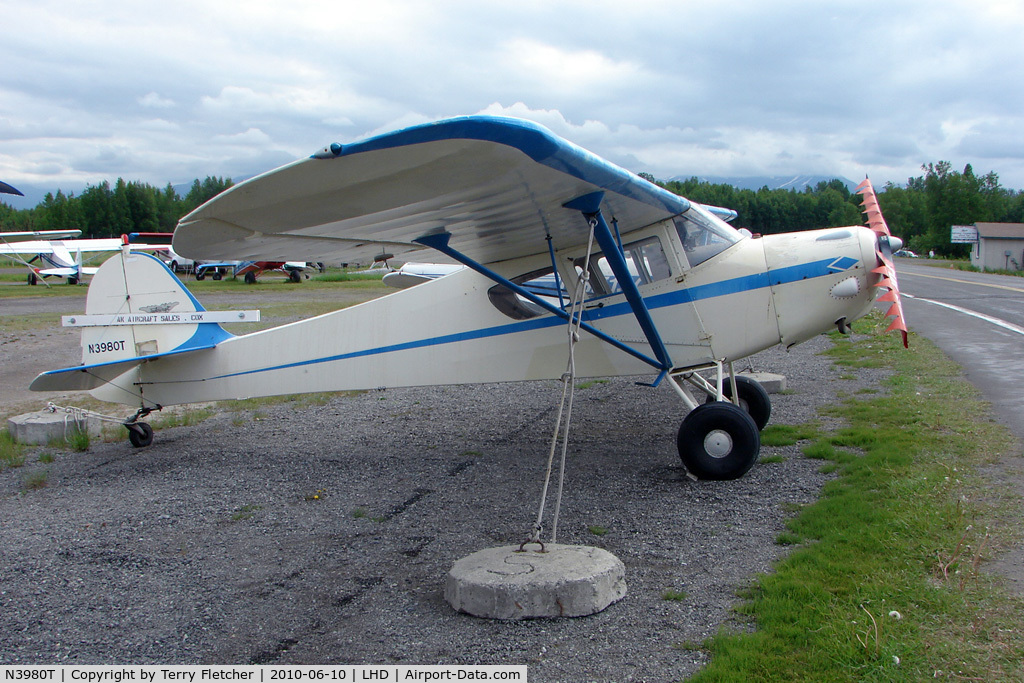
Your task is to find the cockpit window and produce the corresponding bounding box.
[673,205,742,267]
[487,235,673,319]
[575,235,671,298]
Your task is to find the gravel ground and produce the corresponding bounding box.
[0,331,886,679]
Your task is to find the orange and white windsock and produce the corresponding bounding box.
[855,178,908,348]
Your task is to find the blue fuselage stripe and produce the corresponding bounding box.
[202,256,852,382]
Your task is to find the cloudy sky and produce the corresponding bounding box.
[2,0,1022,209]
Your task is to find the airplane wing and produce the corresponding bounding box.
[0,229,82,243]
[175,116,733,265]
[0,181,23,196]
[0,237,124,256]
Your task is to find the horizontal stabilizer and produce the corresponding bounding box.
[29,343,218,392]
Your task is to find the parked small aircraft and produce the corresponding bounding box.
[194,259,312,283]
[0,231,169,285]
[31,116,906,477]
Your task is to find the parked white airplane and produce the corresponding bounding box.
[31,116,906,478]
[0,230,169,285]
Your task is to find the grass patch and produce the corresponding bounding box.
[691,318,1024,681]
[153,406,216,429]
[588,525,609,536]
[230,504,262,521]
[22,469,48,490]
[760,423,819,447]
[1,431,26,469]
[662,589,688,602]
[65,429,91,451]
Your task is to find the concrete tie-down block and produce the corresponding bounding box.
[445,543,626,620]
[7,409,103,445]
[739,371,786,393]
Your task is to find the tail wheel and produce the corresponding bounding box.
[677,402,760,480]
[703,375,771,431]
[126,422,154,448]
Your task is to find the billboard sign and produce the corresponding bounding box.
[951,225,979,243]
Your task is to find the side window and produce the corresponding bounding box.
[487,267,566,320]
[674,207,740,267]
[575,236,671,297]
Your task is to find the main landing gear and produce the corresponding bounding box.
[669,364,771,480]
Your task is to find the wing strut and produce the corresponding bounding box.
[564,192,675,382]
[412,232,669,373]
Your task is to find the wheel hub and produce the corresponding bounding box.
[704,429,733,458]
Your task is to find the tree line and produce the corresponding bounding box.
[654,162,1024,256]
[0,176,233,238]
[3,162,1022,257]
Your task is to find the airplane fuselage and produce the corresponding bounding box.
[80,217,882,409]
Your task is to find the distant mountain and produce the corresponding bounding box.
[668,174,856,192]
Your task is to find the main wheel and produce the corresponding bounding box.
[170,260,179,272]
[27,272,37,285]
[704,375,771,431]
[289,269,301,283]
[211,270,222,281]
[195,271,206,281]
[244,271,257,284]
[677,402,760,480]
[127,422,154,448]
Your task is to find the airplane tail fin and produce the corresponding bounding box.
[31,252,241,397]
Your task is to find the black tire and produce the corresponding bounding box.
[677,402,760,480]
[127,422,154,448]
[170,260,179,272]
[244,271,257,284]
[289,269,301,283]
[27,272,37,286]
[195,271,206,281]
[67,276,78,285]
[703,375,771,431]
[212,271,222,281]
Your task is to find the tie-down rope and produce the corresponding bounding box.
[525,218,597,548]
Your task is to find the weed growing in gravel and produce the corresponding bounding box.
[66,430,90,451]
[692,317,1024,682]
[230,504,262,521]
[154,406,216,429]
[587,525,608,536]
[22,469,48,490]
[1,431,26,469]
[662,589,688,602]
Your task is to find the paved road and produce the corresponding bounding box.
[895,260,1024,443]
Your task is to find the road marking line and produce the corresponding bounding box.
[899,269,1024,293]
[904,293,1024,336]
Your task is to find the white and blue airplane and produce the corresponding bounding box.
[31,116,906,478]
[0,230,169,285]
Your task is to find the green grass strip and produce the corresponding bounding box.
[690,315,1024,682]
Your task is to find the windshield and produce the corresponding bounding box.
[673,204,743,267]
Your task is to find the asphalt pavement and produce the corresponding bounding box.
[895,260,1024,442]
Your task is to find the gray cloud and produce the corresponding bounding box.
[2,0,1023,208]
